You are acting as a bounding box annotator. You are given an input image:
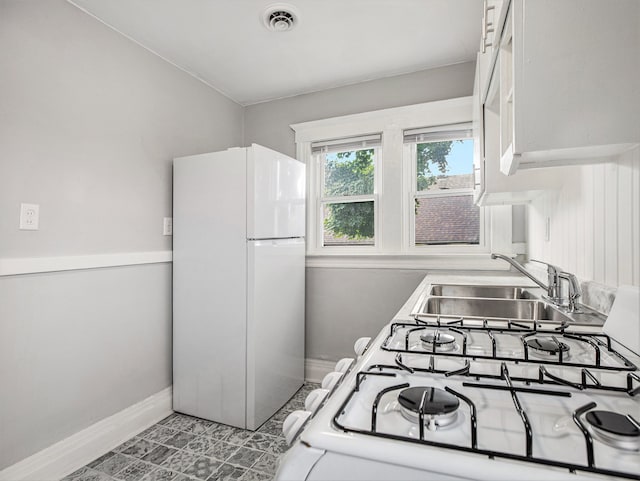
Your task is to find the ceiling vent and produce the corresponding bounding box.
[262,4,299,32]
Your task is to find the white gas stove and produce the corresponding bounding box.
[276,278,640,481]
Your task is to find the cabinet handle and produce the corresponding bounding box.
[481,1,496,53]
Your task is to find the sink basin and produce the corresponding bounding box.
[428,284,534,299]
[423,297,571,322]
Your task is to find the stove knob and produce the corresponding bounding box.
[334,357,354,373]
[321,371,344,390]
[305,388,330,413]
[354,337,371,357]
[282,410,311,446]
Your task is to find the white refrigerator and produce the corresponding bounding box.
[173,144,305,430]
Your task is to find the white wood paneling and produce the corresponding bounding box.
[604,162,618,286]
[582,166,594,281]
[527,146,640,288]
[633,157,640,285]
[592,163,606,283]
[618,158,634,285]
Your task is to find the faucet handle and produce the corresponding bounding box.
[529,259,560,275]
[530,259,563,302]
[558,272,582,298]
[558,272,582,312]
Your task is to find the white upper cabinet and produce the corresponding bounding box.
[499,0,639,174]
[476,0,508,95]
[473,0,640,205]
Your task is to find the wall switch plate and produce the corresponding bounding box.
[19,203,39,230]
[163,217,173,236]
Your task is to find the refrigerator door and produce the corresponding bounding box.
[247,144,305,240]
[173,149,248,428]
[246,238,305,430]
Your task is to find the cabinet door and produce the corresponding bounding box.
[472,53,485,204]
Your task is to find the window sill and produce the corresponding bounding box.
[305,253,514,270]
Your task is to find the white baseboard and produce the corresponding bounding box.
[304,358,336,383]
[0,387,173,481]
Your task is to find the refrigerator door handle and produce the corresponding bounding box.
[247,236,304,241]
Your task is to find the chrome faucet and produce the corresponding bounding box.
[490,253,561,304]
[558,272,582,312]
[491,253,583,311]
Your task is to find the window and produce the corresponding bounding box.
[292,97,512,264]
[311,134,381,247]
[404,124,480,247]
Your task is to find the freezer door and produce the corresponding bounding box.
[246,238,305,430]
[247,144,305,239]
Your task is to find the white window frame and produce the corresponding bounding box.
[291,97,514,268]
[314,142,381,252]
[403,129,489,253]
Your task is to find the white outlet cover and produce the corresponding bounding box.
[19,203,39,230]
[163,217,173,236]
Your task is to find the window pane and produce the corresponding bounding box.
[414,195,479,245]
[416,139,474,192]
[323,148,374,197]
[323,201,374,246]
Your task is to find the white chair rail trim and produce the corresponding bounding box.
[0,251,172,277]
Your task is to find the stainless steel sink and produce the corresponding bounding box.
[412,282,606,326]
[422,297,572,322]
[428,284,534,299]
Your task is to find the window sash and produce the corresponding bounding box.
[321,199,376,247]
[406,141,483,250]
[314,144,379,250]
[412,192,480,246]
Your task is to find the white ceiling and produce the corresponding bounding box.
[68,0,482,106]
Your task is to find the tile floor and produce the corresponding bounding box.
[62,383,319,481]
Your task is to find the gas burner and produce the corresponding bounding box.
[420,330,458,352]
[397,386,460,430]
[525,336,570,358]
[585,410,640,451]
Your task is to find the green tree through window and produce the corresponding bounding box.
[416,141,455,190]
[324,149,374,240]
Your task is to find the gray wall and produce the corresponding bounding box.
[245,63,476,361]
[0,0,242,257]
[244,62,476,158]
[0,265,171,468]
[306,269,428,361]
[0,0,242,469]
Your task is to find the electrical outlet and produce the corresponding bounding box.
[19,203,39,230]
[163,217,173,236]
[545,217,550,242]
